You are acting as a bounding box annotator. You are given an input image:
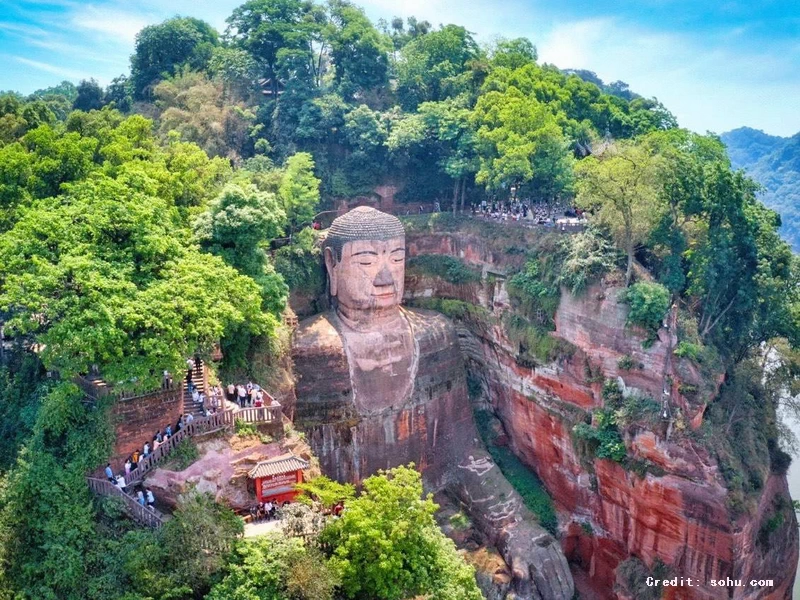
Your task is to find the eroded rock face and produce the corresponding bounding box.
[291,208,574,600]
[401,229,798,600]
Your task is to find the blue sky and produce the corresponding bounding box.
[1,0,798,136]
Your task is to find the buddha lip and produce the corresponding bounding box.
[372,292,395,297]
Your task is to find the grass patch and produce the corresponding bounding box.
[406,255,481,285]
[408,297,491,324]
[474,409,558,535]
[161,438,200,471]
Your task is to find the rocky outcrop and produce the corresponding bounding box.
[145,434,314,511]
[400,228,798,600]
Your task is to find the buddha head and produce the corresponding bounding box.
[324,207,406,320]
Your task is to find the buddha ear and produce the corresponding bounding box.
[324,247,338,297]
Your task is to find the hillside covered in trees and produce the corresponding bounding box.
[722,126,800,250]
[1,1,800,599]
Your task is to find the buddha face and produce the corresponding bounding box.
[325,236,406,313]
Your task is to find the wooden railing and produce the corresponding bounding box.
[76,374,177,404]
[126,409,234,485]
[234,405,281,424]
[87,477,165,528]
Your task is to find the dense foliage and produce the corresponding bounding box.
[1,0,800,596]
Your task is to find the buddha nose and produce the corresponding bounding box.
[373,266,394,287]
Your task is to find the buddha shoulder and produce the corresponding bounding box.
[403,307,460,349]
[292,312,344,358]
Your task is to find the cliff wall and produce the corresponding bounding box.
[402,226,798,600]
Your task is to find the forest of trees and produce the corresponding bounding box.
[1,1,800,599]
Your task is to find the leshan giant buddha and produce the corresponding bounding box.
[292,207,573,600]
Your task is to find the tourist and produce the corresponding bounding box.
[145,488,155,509]
[124,457,132,478]
[249,386,259,406]
[176,415,184,431]
[143,442,150,457]
[115,474,127,492]
[152,437,161,452]
[227,382,235,403]
[165,424,172,438]
[254,390,264,408]
[264,500,274,520]
[104,463,114,482]
[155,430,163,443]
[186,412,194,425]
[236,384,247,407]
[136,490,145,506]
[131,450,140,469]
[192,387,200,403]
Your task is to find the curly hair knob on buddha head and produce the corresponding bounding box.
[324,206,405,262]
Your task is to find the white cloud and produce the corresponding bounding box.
[71,5,151,42]
[14,56,88,80]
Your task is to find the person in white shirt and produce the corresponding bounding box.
[145,489,155,509]
[185,413,194,425]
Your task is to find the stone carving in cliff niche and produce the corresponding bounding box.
[292,207,574,600]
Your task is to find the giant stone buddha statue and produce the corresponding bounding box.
[292,206,573,600]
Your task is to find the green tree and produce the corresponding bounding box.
[73,79,105,112]
[575,141,665,285]
[396,25,481,110]
[623,281,671,333]
[226,0,318,98]
[323,465,482,600]
[194,181,288,313]
[131,17,219,99]
[327,0,390,99]
[207,534,338,600]
[474,87,574,201]
[279,151,321,234]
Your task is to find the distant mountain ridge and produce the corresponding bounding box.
[721,127,800,251]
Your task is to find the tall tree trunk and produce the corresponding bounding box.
[625,243,634,286]
[459,177,466,213]
[452,179,459,215]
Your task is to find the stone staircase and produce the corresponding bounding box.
[183,359,207,417]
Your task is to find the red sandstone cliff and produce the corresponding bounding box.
[403,229,798,600]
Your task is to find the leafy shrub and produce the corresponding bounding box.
[504,313,576,364]
[410,297,490,322]
[449,512,471,530]
[406,255,480,285]
[622,281,671,333]
[558,228,619,294]
[274,227,324,295]
[508,260,560,321]
[162,438,200,471]
[235,418,258,437]
[617,355,635,370]
[616,557,672,600]
[673,341,701,361]
[572,410,627,463]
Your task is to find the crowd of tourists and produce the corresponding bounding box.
[225,381,279,409]
[104,462,157,511]
[470,199,584,224]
